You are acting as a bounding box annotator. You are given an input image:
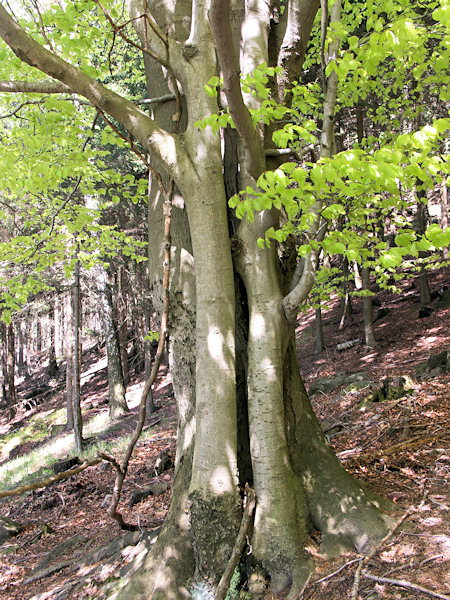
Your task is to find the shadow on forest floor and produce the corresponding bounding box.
[0,268,449,600]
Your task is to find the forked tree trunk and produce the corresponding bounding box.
[0,2,396,597]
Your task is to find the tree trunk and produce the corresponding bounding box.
[362,266,376,348]
[414,198,432,306]
[338,257,353,329]
[315,306,325,353]
[143,295,157,415]
[97,265,129,420]
[35,317,42,352]
[17,318,28,377]
[47,301,58,378]
[72,257,83,451]
[6,322,16,419]
[65,290,74,431]
[441,172,448,260]
[284,339,394,557]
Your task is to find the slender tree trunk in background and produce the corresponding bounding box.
[72,257,83,451]
[143,296,157,415]
[362,266,376,348]
[315,306,325,353]
[338,257,353,329]
[415,200,432,306]
[7,322,16,419]
[441,173,448,260]
[35,317,42,352]
[65,291,74,431]
[17,318,28,377]
[116,267,129,385]
[97,265,129,420]
[1,321,8,409]
[47,301,58,378]
[117,207,131,385]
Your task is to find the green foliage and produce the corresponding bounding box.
[0,1,150,318]
[224,0,449,304]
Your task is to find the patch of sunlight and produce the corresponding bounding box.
[259,357,277,381]
[380,543,416,562]
[210,465,234,494]
[80,356,107,383]
[0,407,65,460]
[251,313,266,338]
[0,431,76,491]
[83,409,110,436]
[207,328,229,369]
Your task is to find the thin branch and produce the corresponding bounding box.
[0,99,46,118]
[30,0,55,52]
[106,183,173,530]
[351,490,428,600]
[0,80,71,94]
[361,572,450,600]
[209,0,266,180]
[93,0,168,68]
[215,485,256,600]
[309,558,361,586]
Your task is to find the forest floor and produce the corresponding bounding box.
[0,269,449,600]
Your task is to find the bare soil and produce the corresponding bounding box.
[0,269,448,600]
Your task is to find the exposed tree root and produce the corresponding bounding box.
[112,457,194,600]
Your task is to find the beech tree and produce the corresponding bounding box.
[0,1,448,598]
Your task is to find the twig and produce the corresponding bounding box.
[105,182,173,530]
[309,558,361,586]
[215,485,256,600]
[350,491,427,600]
[361,571,450,600]
[56,491,66,519]
[93,0,168,67]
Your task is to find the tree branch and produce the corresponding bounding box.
[0,458,102,498]
[93,0,168,68]
[106,182,174,530]
[282,0,341,323]
[209,0,266,180]
[0,80,71,93]
[0,6,188,180]
[276,0,320,100]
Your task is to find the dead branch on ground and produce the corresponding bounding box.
[361,571,450,600]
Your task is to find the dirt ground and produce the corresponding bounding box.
[0,269,449,600]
